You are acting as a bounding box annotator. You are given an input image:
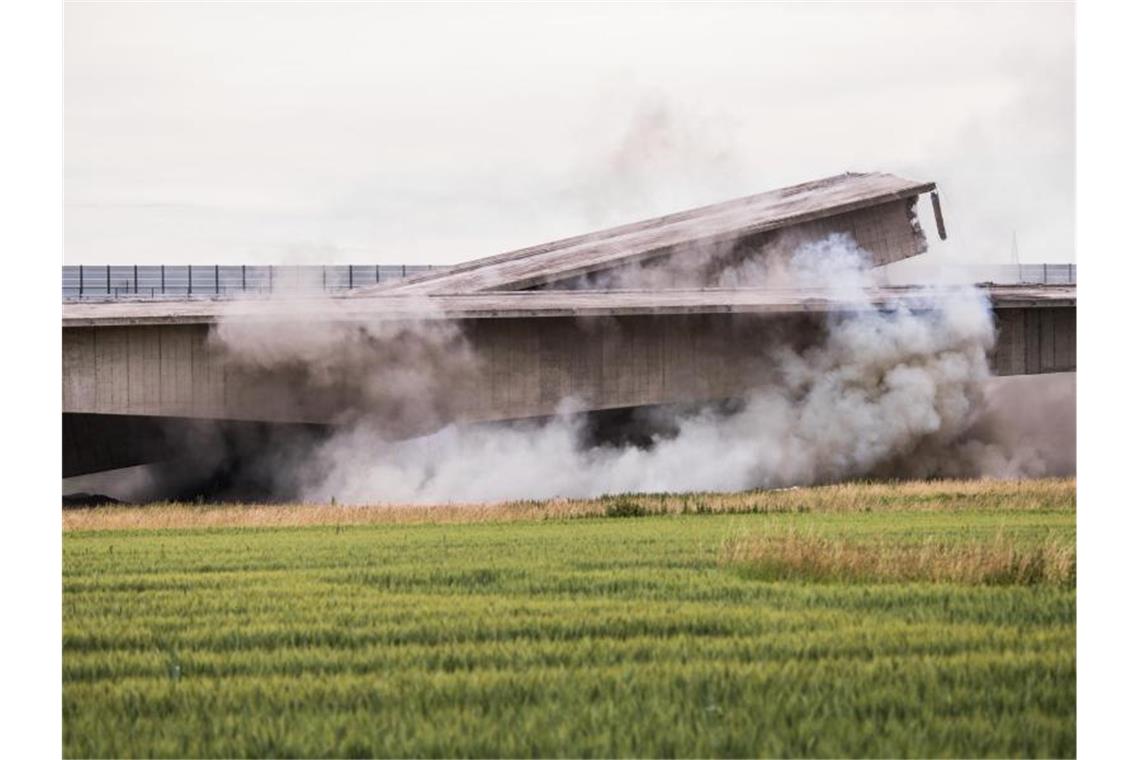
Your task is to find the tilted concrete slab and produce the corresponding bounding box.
[364,172,937,294]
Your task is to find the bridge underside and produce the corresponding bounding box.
[62,414,332,479]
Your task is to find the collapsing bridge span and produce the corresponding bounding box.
[62,172,1075,476]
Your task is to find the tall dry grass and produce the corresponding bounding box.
[62,477,1075,533]
[721,530,1076,586]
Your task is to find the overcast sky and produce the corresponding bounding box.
[65,2,1074,266]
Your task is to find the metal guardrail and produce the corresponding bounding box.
[994,263,1076,284]
[882,263,1076,287]
[62,262,1075,300]
[61,264,438,300]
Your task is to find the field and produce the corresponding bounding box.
[63,479,1075,758]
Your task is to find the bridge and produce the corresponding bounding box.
[62,172,1076,477]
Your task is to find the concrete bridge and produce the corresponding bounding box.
[62,172,1076,477]
[62,286,1075,476]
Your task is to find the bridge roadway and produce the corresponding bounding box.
[62,285,1075,476]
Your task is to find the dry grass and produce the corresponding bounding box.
[62,477,1075,532]
[721,529,1076,586]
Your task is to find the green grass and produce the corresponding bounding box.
[63,483,1075,758]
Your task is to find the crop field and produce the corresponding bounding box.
[63,479,1075,758]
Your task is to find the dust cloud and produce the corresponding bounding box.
[192,234,1072,505]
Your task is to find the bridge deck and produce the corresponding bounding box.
[62,284,1074,327]
[367,172,936,293]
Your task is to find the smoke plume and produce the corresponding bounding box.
[212,298,479,437]
[191,233,1073,505]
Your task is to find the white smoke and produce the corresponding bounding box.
[539,222,894,292]
[211,295,480,436]
[248,233,1024,504]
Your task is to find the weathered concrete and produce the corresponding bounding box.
[371,172,936,294]
[991,305,1077,375]
[63,289,1075,425]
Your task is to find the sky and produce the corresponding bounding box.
[64,1,1074,266]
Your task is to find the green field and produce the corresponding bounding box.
[63,480,1076,758]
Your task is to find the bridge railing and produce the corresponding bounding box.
[1000,263,1076,284]
[61,264,439,300]
[62,262,1075,300]
[881,262,1076,287]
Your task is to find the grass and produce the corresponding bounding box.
[63,478,1075,758]
[62,476,1075,531]
[722,530,1076,586]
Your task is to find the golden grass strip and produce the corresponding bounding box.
[62,478,1075,532]
[721,530,1076,586]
